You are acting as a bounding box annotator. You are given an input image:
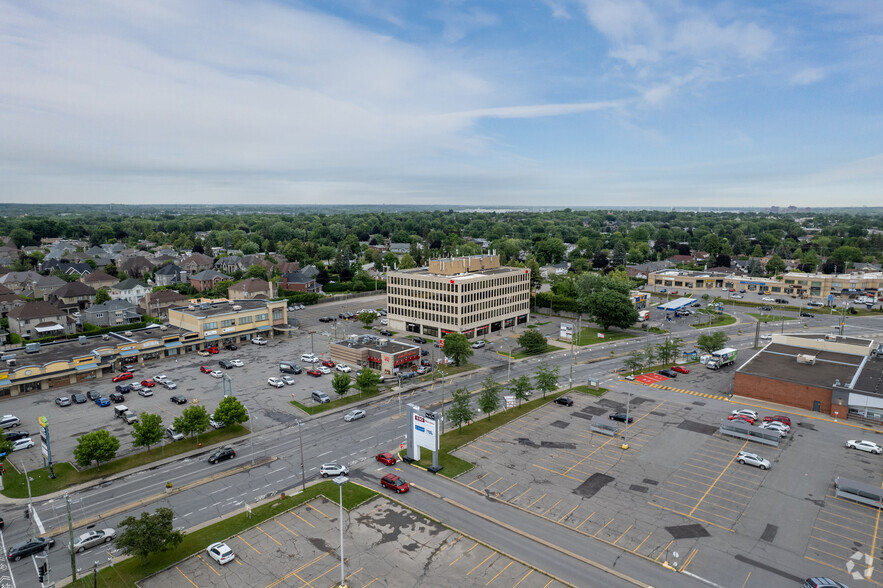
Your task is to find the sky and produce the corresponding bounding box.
[1,0,882,208]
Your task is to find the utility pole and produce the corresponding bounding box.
[297,419,306,492]
[22,460,34,538]
[67,493,77,582]
[440,370,447,435]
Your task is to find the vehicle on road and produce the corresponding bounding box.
[609,413,633,423]
[413,337,427,344]
[760,306,772,311]
[671,366,690,374]
[731,294,742,299]
[799,312,815,318]
[344,409,366,422]
[737,451,770,470]
[471,340,485,349]
[7,537,54,561]
[762,297,775,302]
[336,364,351,373]
[207,542,235,565]
[554,397,574,406]
[320,463,349,477]
[846,440,882,454]
[73,528,115,552]
[267,377,285,388]
[170,395,187,405]
[707,348,738,370]
[208,447,236,464]
[380,474,409,493]
[55,396,71,407]
[94,397,111,407]
[376,452,397,465]
[112,372,133,382]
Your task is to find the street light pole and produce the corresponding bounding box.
[297,419,306,492]
[333,475,348,587]
[244,406,255,466]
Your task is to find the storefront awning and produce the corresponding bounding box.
[204,334,220,341]
[164,341,182,348]
[257,326,271,331]
[120,349,139,357]
[75,364,98,371]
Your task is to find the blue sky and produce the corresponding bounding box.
[1,0,881,207]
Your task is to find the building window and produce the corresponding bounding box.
[221,319,235,327]
[256,313,268,322]
[204,321,218,330]
[239,316,253,325]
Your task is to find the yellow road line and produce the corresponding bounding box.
[558,504,579,523]
[486,561,514,585]
[543,579,554,588]
[593,518,614,537]
[364,578,379,587]
[469,472,491,487]
[613,524,633,546]
[291,510,316,528]
[276,519,299,536]
[690,443,747,517]
[440,536,463,552]
[649,502,735,532]
[869,486,882,578]
[308,505,332,519]
[679,548,698,572]
[656,540,674,562]
[175,566,200,587]
[633,531,653,554]
[346,567,363,580]
[237,534,261,554]
[531,463,582,481]
[484,476,505,490]
[264,552,329,588]
[512,570,533,588]
[741,572,752,588]
[575,512,595,530]
[256,526,282,546]
[449,543,479,567]
[467,553,495,576]
[498,482,518,496]
[510,488,532,503]
[525,493,547,509]
[540,499,562,517]
[196,554,221,576]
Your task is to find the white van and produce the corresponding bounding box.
[0,415,21,429]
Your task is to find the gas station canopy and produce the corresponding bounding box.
[656,297,698,311]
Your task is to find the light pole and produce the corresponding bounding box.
[503,337,512,383]
[333,475,349,587]
[621,388,632,450]
[297,419,306,492]
[440,370,447,435]
[244,406,255,466]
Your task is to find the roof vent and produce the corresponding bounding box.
[78,335,87,345]
[796,354,816,365]
[232,305,242,311]
[124,331,132,336]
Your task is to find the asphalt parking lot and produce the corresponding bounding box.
[142,495,565,588]
[450,381,882,587]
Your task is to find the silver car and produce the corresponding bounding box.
[281,375,296,386]
[737,451,771,470]
[73,528,116,552]
[846,440,882,454]
[320,463,349,477]
[344,409,366,422]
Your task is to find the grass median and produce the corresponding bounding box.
[67,480,378,587]
[1,425,249,498]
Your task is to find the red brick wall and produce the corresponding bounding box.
[734,372,833,415]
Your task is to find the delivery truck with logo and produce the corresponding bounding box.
[706,348,737,370]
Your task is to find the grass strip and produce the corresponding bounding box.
[291,387,384,415]
[745,312,797,323]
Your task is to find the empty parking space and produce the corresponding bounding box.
[635,373,667,384]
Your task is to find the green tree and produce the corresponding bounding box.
[642,343,657,368]
[213,396,249,427]
[442,333,473,366]
[131,413,164,452]
[354,369,381,398]
[527,258,542,291]
[623,350,644,374]
[509,375,532,407]
[765,255,785,275]
[696,331,730,354]
[73,430,120,470]
[332,372,351,397]
[173,405,210,442]
[655,338,683,365]
[244,264,268,279]
[94,287,111,304]
[447,387,476,432]
[587,290,639,331]
[399,253,416,269]
[0,438,14,460]
[358,311,377,329]
[534,363,559,397]
[477,376,502,420]
[116,507,184,565]
[518,329,547,354]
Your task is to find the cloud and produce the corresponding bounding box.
[790,67,827,85]
[431,5,500,43]
[541,0,572,20]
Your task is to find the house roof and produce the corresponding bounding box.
[281,270,313,284]
[85,299,138,313]
[35,275,67,289]
[0,283,12,295]
[155,263,184,276]
[50,281,96,298]
[114,277,149,291]
[8,300,64,319]
[231,277,270,293]
[181,252,214,266]
[191,269,229,281]
[0,270,42,285]
[82,270,116,284]
[147,290,189,303]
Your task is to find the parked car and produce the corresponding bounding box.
[609,412,633,423]
[344,409,366,422]
[210,370,223,378]
[141,379,156,388]
[728,414,755,425]
[208,446,236,464]
[301,353,319,363]
[165,427,184,441]
[761,421,789,436]
[111,372,133,383]
[72,393,87,404]
[251,337,267,345]
[130,381,143,391]
[671,366,690,374]
[94,397,111,407]
[138,388,153,397]
[471,340,485,349]
[731,409,759,420]
[379,329,392,336]
[846,440,882,454]
[154,374,168,383]
[55,396,71,407]
[206,542,235,565]
[380,473,410,493]
[281,375,296,386]
[657,369,677,378]
[416,366,431,375]
[73,528,115,553]
[762,297,775,302]
[376,452,397,465]
[161,379,177,390]
[267,377,285,388]
[224,343,238,351]
[317,366,332,375]
[7,537,54,561]
[413,337,427,344]
[86,390,101,401]
[554,397,574,406]
[421,359,432,367]
[10,438,34,451]
[109,392,125,403]
[206,346,219,354]
[336,364,351,373]
[803,577,849,588]
[763,415,792,426]
[200,365,212,374]
[115,384,132,393]
[320,463,349,477]
[737,451,770,470]
[209,418,226,429]
[230,359,244,367]
[5,431,30,442]
[307,369,322,377]
[219,359,235,369]
[760,334,772,340]
[731,294,742,299]
[322,359,335,368]
[170,395,187,405]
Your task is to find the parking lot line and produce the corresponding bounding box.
[558,504,579,523]
[512,569,533,588]
[485,560,514,585]
[612,525,633,546]
[236,534,262,554]
[689,444,745,517]
[510,488,532,503]
[291,510,316,528]
[542,578,554,587]
[449,542,479,567]
[484,476,505,490]
[275,518,299,537]
[469,472,491,487]
[655,540,674,562]
[531,463,582,481]
[458,448,486,460]
[679,548,698,572]
[539,499,562,517]
[256,525,282,546]
[195,554,221,576]
[467,553,496,576]
[175,565,200,587]
[346,567,363,581]
[309,504,333,519]
[525,493,547,509]
[593,518,614,537]
[363,578,379,587]
[469,441,496,454]
[649,502,735,533]
[633,531,653,554]
[574,512,595,530]
[310,560,342,583]
[440,535,463,552]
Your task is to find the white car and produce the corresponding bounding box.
[301,353,319,363]
[731,409,760,421]
[336,364,351,373]
[252,337,267,345]
[154,374,168,382]
[471,340,486,349]
[760,334,772,340]
[760,421,789,437]
[267,377,285,388]
[731,294,742,299]
[320,463,349,477]
[209,418,225,429]
[317,366,332,375]
[138,388,153,397]
[762,297,775,302]
[210,370,223,379]
[230,359,244,367]
[73,528,116,552]
[846,440,882,454]
[281,375,296,386]
[380,318,388,325]
[207,542,235,565]
[11,438,34,452]
[344,409,366,422]
[737,451,770,470]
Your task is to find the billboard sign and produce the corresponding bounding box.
[560,322,574,341]
[412,411,437,450]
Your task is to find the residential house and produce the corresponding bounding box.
[214,256,242,274]
[180,252,214,273]
[117,255,155,278]
[110,278,151,305]
[228,278,274,300]
[138,289,189,320]
[81,270,118,291]
[0,284,25,318]
[31,275,67,299]
[388,242,411,254]
[153,263,188,286]
[190,270,230,292]
[279,270,318,293]
[47,282,96,315]
[276,261,301,275]
[84,246,107,259]
[7,301,72,338]
[300,265,319,280]
[81,299,142,328]
[0,270,42,295]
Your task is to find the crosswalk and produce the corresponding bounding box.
[629,380,729,401]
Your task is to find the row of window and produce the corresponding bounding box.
[389,272,527,293]
[204,313,270,330]
[462,303,529,327]
[463,293,529,314]
[462,283,529,304]
[388,298,457,315]
[388,288,459,303]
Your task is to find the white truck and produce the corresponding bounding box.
[637,310,650,322]
[706,348,737,370]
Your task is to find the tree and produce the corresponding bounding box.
[526,258,542,291]
[587,290,639,331]
[213,396,249,427]
[173,405,210,442]
[116,508,184,565]
[624,350,644,375]
[332,372,351,397]
[442,333,473,366]
[765,255,785,275]
[534,363,559,397]
[655,338,682,365]
[354,369,381,398]
[73,430,120,470]
[358,311,377,329]
[518,329,547,354]
[399,253,416,269]
[509,375,532,407]
[94,287,111,304]
[0,438,14,460]
[642,344,657,368]
[477,376,502,420]
[245,264,268,279]
[131,413,164,452]
[696,331,730,354]
[447,387,476,432]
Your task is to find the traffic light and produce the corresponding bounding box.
[37,562,47,582]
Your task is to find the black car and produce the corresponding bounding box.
[554,397,574,407]
[609,412,634,424]
[224,343,238,351]
[208,446,236,464]
[72,393,87,404]
[5,431,29,442]
[170,395,187,405]
[799,312,815,318]
[7,536,55,561]
[115,384,131,393]
[421,350,429,356]
[338,313,346,319]
[413,337,427,344]
[658,369,678,378]
[86,390,101,401]
[421,359,432,367]
[379,329,392,336]
[109,392,125,403]
[760,306,772,311]
[219,359,235,369]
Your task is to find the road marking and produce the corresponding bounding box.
[633,531,653,554]
[558,504,579,523]
[32,509,45,535]
[512,569,533,588]
[539,499,562,517]
[175,565,199,587]
[269,467,287,474]
[467,553,495,576]
[236,534,261,554]
[198,506,208,511]
[690,442,747,517]
[364,579,379,587]
[196,554,221,576]
[593,518,615,538]
[679,548,698,572]
[210,487,228,494]
[613,524,633,546]
[449,542,478,566]
[182,512,193,517]
[485,561,513,585]
[291,510,316,528]
[359,437,372,443]
[525,493,547,510]
[317,451,331,458]
[256,526,282,546]
[275,519,298,537]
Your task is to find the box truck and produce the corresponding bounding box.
[637,310,650,322]
[706,348,737,370]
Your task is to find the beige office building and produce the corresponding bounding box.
[386,254,530,340]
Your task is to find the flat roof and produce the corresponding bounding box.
[737,343,863,389]
[170,299,277,318]
[657,297,697,310]
[393,266,524,278]
[332,336,417,354]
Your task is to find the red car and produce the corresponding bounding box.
[200,366,212,374]
[112,372,133,382]
[322,360,335,368]
[380,474,409,493]
[763,415,792,426]
[306,369,322,377]
[728,414,754,425]
[376,452,397,466]
[141,379,156,388]
[206,347,219,354]
[671,366,690,374]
